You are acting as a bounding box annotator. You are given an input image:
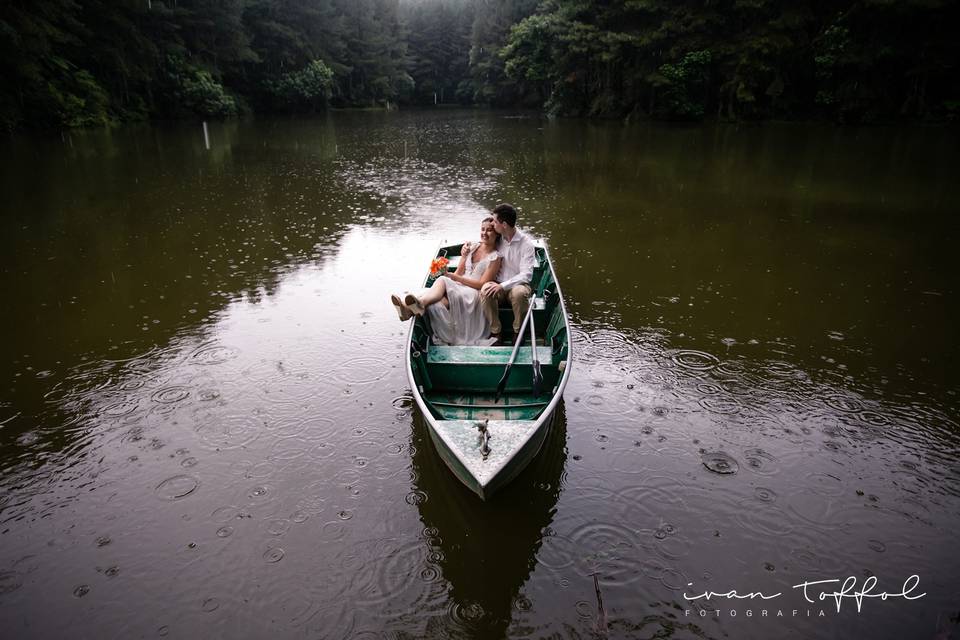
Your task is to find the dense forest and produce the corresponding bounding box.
[1,0,957,131]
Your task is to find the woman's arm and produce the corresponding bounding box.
[449,257,501,291]
[454,248,468,276]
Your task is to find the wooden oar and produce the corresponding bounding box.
[494,299,535,402]
[529,299,542,397]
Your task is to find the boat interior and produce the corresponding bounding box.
[409,245,569,422]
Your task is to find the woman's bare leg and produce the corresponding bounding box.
[418,278,447,308]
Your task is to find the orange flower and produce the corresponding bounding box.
[429,256,450,278]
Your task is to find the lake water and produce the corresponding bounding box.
[1,111,958,638]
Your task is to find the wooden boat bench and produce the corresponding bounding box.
[427,345,554,365]
[426,344,559,394]
[423,345,556,421]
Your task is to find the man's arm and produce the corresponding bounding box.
[499,239,536,291]
[450,257,501,290]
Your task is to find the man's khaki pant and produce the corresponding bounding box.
[482,284,532,335]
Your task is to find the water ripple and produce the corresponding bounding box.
[698,395,743,416]
[741,448,781,476]
[329,357,390,385]
[196,413,263,450]
[155,475,199,500]
[151,386,191,404]
[191,344,240,365]
[671,349,720,372]
[568,522,645,585]
[354,540,427,606]
[701,451,739,474]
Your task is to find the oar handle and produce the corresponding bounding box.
[494,294,536,402]
[506,297,535,363]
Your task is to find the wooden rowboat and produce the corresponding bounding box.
[405,239,572,499]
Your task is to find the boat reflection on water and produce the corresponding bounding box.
[409,402,568,637]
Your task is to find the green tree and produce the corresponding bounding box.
[2,0,957,129]
[467,0,539,106]
[650,50,712,120]
[402,0,473,105]
[267,59,334,111]
[161,56,238,118]
[332,0,412,106]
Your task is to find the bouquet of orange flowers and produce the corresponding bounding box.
[429,256,450,279]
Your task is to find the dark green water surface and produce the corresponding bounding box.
[1,111,958,638]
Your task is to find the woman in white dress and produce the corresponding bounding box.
[391,218,502,346]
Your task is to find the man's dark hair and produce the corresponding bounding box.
[492,203,518,227]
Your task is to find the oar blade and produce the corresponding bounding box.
[493,298,535,404]
[494,364,512,402]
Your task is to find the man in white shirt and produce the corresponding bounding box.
[479,203,536,342]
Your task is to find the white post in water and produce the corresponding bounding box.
[202,121,210,150]
[404,140,407,158]
[147,0,152,8]
[434,92,437,105]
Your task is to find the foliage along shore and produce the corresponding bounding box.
[2,0,958,133]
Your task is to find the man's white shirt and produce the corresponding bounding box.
[497,227,537,290]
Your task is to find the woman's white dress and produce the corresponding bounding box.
[427,249,499,346]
